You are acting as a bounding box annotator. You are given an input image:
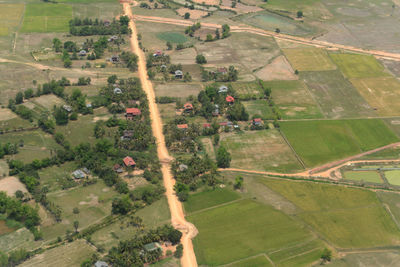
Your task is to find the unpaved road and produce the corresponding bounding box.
[123,4,198,267]
[132,14,400,61]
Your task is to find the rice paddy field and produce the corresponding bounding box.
[283,48,337,71]
[383,170,400,186]
[342,171,383,184]
[184,188,240,214]
[280,119,399,167]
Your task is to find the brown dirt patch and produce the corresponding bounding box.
[0,176,27,197]
[176,8,208,19]
[0,221,15,235]
[0,108,17,121]
[191,0,218,5]
[255,55,297,81]
[220,0,262,13]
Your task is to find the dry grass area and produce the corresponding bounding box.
[350,76,400,116]
[155,83,202,98]
[255,55,297,81]
[32,94,65,110]
[0,177,27,197]
[0,108,17,121]
[170,47,197,65]
[0,4,24,36]
[191,0,219,5]
[176,8,208,19]
[283,48,337,71]
[221,0,263,13]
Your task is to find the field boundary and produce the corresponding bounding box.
[278,129,306,169]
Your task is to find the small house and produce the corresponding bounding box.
[103,20,111,27]
[113,164,124,173]
[217,67,228,74]
[219,121,233,128]
[108,35,118,42]
[111,55,120,63]
[95,261,108,267]
[177,124,188,130]
[72,169,85,179]
[63,105,72,113]
[253,118,262,126]
[212,104,219,116]
[78,50,87,57]
[86,103,92,108]
[126,108,141,120]
[218,85,228,94]
[203,123,211,128]
[153,51,163,57]
[114,88,122,94]
[82,167,90,174]
[123,156,136,167]
[226,95,235,104]
[175,70,183,79]
[160,65,167,71]
[179,164,188,171]
[183,103,193,112]
[144,242,162,252]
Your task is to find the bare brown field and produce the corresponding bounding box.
[192,0,219,5]
[0,108,17,121]
[255,55,297,80]
[170,47,197,65]
[155,83,203,98]
[32,95,65,110]
[177,8,208,19]
[0,176,28,197]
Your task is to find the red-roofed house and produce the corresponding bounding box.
[153,50,163,57]
[123,156,136,167]
[217,67,227,74]
[253,118,263,126]
[126,108,141,120]
[183,103,193,112]
[226,95,235,104]
[203,123,211,128]
[177,124,188,129]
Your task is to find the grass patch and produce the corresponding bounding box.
[38,162,78,192]
[343,171,383,184]
[154,83,202,99]
[384,170,400,186]
[283,48,336,71]
[229,255,273,267]
[188,199,314,266]
[329,53,389,78]
[156,32,188,44]
[0,4,25,36]
[243,100,274,120]
[231,82,263,99]
[262,178,400,248]
[21,3,72,33]
[280,119,399,167]
[184,188,240,213]
[220,130,303,172]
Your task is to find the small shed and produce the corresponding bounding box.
[153,50,163,57]
[177,124,188,130]
[226,95,235,104]
[126,108,141,120]
[144,242,162,252]
[203,123,211,128]
[113,164,124,173]
[122,130,134,140]
[123,156,136,167]
[179,164,188,171]
[217,67,228,74]
[253,118,262,126]
[78,50,87,57]
[95,261,108,267]
[114,88,122,94]
[63,105,72,113]
[175,70,183,79]
[218,85,228,94]
[72,170,85,179]
[183,103,193,112]
[111,55,120,63]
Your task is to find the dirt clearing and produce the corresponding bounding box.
[255,55,297,80]
[0,108,17,121]
[0,177,28,197]
[176,8,208,19]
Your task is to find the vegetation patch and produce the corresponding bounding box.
[0,4,24,36]
[343,171,382,184]
[262,178,400,248]
[283,48,336,71]
[21,3,73,33]
[280,119,399,167]
[229,255,273,267]
[184,188,240,213]
[243,100,274,120]
[384,170,400,186]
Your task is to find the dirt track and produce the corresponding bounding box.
[123,4,198,267]
[132,14,400,61]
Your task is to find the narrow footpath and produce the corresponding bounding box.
[122,3,198,267]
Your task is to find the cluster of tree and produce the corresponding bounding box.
[7,104,33,122]
[163,118,202,152]
[155,96,178,104]
[201,65,238,82]
[0,249,31,267]
[69,16,130,36]
[172,154,218,200]
[77,77,91,86]
[221,24,231,39]
[196,54,207,64]
[0,192,41,236]
[185,22,201,37]
[146,53,170,68]
[0,142,19,158]
[119,51,138,71]
[106,225,182,266]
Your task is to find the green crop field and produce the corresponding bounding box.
[188,199,319,266]
[280,119,399,167]
[301,70,375,118]
[329,53,389,78]
[21,3,73,33]
[229,255,273,267]
[351,77,400,116]
[220,130,303,172]
[156,32,188,44]
[343,171,383,183]
[243,100,274,120]
[262,178,400,248]
[283,48,336,71]
[384,170,400,186]
[263,80,323,119]
[377,191,400,227]
[0,4,24,36]
[184,188,240,213]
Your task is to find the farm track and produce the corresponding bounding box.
[123,3,198,267]
[132,14,400,61]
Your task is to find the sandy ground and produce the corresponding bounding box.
[0,176,28,197]
[176,8,208,19]
[123,4,198,267]
[0,108,17,121]
[132,14,400,61]
[192,0,218,5]
[255,55,297,80]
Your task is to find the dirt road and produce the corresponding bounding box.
[123,4,198,267]
[132,14,400,61]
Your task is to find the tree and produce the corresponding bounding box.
[53,38,62,52]
[112,195,132,214]
[174,244,183,258]
[206,34,213,42]
[73,220,79,233]
[15,190,24,200]
[94,121,106,138]
[166,41,173,50]
[222,24,230,38]
[216,146,231,168]
[231,1,236,8]
[234,176,244,189]
[196,54,207,64]
[54,107,69,125]
[321,248,332,263]
[183,72,192,82]
[184,12,190,19]
[119,15,130,26]
[297,10,303,18]
[215,28,220,39]
[24,88,34,99]
[73,207,80,214]
[213,134,220,145]
[15,92,23,104]
[64,58,72,68]
[275,28,280,33]
[107,75,118,84]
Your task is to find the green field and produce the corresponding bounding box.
[242,100,274,120]
[156,32,188,43]
[262,178,400,248]
[264,80,323,119]
[301,70,375,118]
[21,3,73,33]
[283,48,336,71]
[384,170,400,186]
[329,53,389,78]
[0,4,24,36]
[38,162,78,192]
[184,188,240,213]
[229,255,273,267]
[188,199,317,266]
[280,119,399,167]
[343,171,382,183]
[220,130,303,172]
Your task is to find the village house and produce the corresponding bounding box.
[108,35,118,42]
[153,50,163,57]
[226,95,235,104]
[78,50,87,57]
[121,130,134,141]
[183,103,193,113]
[179,164,188,171]
[217,67,228,74]
[218,85,228,94]
[113,164,124,173]
[175,70,183,79]
[253,118,263,126]
[95,261,108,267]
[144,242,162,253]
[160,64,167,71]
[103,20,111,27]
[113,87,122,94]
[63,105,72,113]
[110,55,119,63]
[203,123,211,129]
[219,121,233,128]
[123,156,136,167]
[126,108,141,120]
[72,169,85,179]
[177,124,188,130]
